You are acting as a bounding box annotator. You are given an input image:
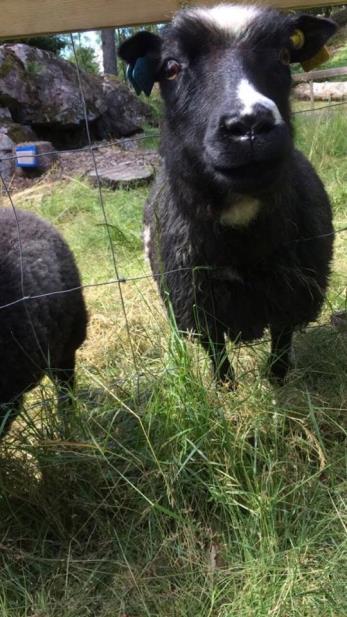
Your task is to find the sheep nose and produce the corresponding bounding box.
[221,104,275,138]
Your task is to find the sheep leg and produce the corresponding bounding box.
[201,332,235,387]
[0,400,21,439]
[268,326,294,383]
[54,352,76,433]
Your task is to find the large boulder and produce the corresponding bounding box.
[0,44,153,146]
[96,75,152,139]
[0,114,37,180]
[0,118,37,143]
[0,130,15,179]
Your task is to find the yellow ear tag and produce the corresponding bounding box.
[290,29,305,50]
[301,46,330,72]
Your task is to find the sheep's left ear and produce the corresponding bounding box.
[289,15,337,70]
[119,31,162,96]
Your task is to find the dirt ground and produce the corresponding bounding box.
[3,136,161,195]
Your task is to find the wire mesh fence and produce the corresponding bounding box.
[0,30,346,404]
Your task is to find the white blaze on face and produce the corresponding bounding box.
[174,5,283,127]
[237,79,283,125]
[177,4,259,37]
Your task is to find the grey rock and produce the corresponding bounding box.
[0,107,12,120]
[0,44,154,146]
[0,131,14,150]
[96,75,152,139]
[0,130,15,180]
[0,121,38,180]
[0,122,43,180]
[0,44,105,125]
[0,121,37,143]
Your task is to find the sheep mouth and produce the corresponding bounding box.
[213,158,282,177]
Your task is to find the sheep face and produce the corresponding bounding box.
[120,5,336,195]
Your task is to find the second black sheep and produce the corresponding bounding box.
[0,207,87,437]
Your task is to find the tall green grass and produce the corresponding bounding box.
[0,109,346,616]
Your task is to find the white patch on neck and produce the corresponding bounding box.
[220,197,260,227]
[237,79,283,125]
[177,4,259,37]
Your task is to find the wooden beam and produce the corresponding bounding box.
[293,66,347,82]
[0,0,345,38]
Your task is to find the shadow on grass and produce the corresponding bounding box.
[276,326,347,427]
[263,326,347,493]
[0,328,346,616]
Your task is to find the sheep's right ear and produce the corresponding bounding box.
[289,15,337,71]
[119,31,162,96]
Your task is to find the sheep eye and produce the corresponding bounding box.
[163,59,181,80]
[279,48,291,66]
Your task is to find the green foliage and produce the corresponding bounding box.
[1,34,69,54]
[323,37,347,80]
[0,54,15,78]
[294,107,347,218]
[67,45,100,75]
[25,61,42,77]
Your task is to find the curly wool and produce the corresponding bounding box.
[0,208,87,435]
[120,5,335,384]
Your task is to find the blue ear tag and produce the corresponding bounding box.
[127,56,156,97]
[127,65,142,95]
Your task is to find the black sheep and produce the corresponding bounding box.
[0,208,87,436]
[119,4,336,386]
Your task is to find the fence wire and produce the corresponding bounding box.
[69,33,139,373]
[0,101,346,167]
[0,44,346,376]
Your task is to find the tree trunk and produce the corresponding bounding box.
[101,28,117,75]
[332,8,347,28]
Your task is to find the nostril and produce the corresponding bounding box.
[221,107,276,139]
[221,115,249,137]
[252,117,274,134]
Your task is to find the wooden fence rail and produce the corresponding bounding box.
[293,66,347,82]
[293,65,347,103]
[0,0,346,38]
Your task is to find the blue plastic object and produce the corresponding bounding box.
[16,145,38,168]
